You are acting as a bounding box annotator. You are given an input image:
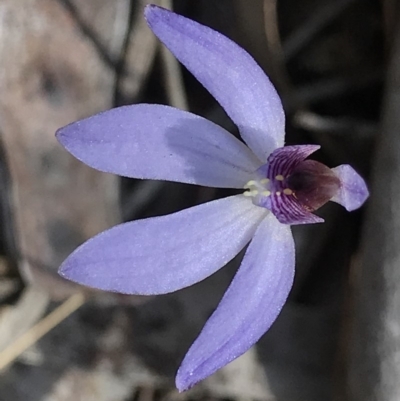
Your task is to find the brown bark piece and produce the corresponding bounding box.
[0,0,120,297]
[347,11,400,401]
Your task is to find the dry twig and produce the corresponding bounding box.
[283,0,359,61]
[0,293,85,371]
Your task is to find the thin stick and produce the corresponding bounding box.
[0,292,85,371]
[263,0,292,99]
[283,0,358,61]
[159,0,189,111]
[294,110,377,138]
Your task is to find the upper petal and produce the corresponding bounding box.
[59,195,267,295]
[56,104,260,189]
[263,144,321,179]
[176,213,295,391]
[145,5,285,161]
[331,164,369,211]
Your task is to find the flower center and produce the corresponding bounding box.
[243,160,340,214]
[286,160,340,211]
[243,175,292,198]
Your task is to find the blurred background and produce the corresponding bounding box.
[0,0,394,400]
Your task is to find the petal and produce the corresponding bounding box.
[56,104,260,189]
[263,192,324,225]
[263,144,321,179]
[331,164,369,211]
[176,213,295,391]
[59,195,267,295]
[145,5,285,161]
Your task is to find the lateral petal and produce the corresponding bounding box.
[57,104,260,188]
[59,195,266,295]
[176,213,295,391]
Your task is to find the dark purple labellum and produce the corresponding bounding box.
[286,160,340,211]
[249,145,344,224]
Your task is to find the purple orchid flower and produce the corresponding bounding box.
[56,5,368,392]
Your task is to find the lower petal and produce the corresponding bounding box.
[265,193,324,225]
[176,213,295,391]
[59,195,266,295]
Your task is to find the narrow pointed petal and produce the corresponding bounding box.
[57,104,260,189]
[176,213,295,391]
[59,196,267,295]
[145,5,285,161]
[331,164,369,211]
